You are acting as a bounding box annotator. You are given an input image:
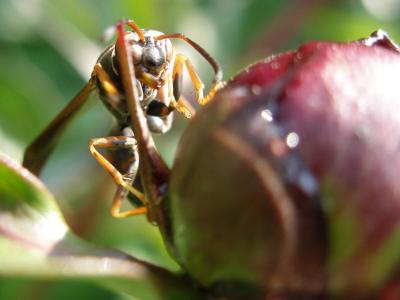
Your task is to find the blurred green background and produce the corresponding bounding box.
[1,0,400,299]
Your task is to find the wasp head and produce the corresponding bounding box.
[125,30,173,89]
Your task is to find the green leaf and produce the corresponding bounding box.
[0,153,202,300]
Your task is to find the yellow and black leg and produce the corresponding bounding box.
[172,53,223,106]
[92,63,121,110]
[173,53,204,105]
[165,72,195,119]
[88,136,147,218]
[111,186,147,218]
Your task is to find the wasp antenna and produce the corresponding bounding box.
[126,20,146,43]
[101,20,146,44]
[156,33,223,84]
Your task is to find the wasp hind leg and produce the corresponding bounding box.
[88,136,147,218]
[111,186,147,218]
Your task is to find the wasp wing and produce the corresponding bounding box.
[23,81,95,175]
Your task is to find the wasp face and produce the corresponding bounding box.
[143,42,166,72]
[126,30,173,89]
[118,30,174,133]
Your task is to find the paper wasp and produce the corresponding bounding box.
[23,20,223,218]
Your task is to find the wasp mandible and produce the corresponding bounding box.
[23,20,224,218]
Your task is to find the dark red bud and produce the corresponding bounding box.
[166,33,400,299]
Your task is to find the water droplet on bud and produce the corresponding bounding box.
[261,109,274,122]
[286,132,300,148]
[251,85,262,95]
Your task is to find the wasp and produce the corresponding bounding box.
[23,20,224,218]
